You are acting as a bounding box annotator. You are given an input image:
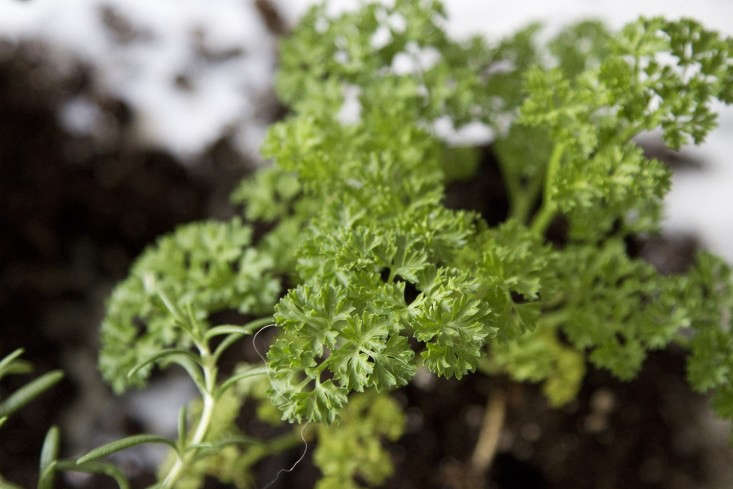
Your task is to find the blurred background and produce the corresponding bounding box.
[0,1,731,489]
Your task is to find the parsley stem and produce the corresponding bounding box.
[470,388,506,476]
[160,346,218,489]
[530,204,556,236]
[530,142,565,236]
[241,316,277,334]
[511,174,544,224]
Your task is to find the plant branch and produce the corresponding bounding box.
[530,143,565,235]
[511,174,544,224]
[159,344,218,489]
[470,389,507,476]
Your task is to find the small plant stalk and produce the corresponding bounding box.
[159,394,215,489]
[159,345,218,489]
[470,389,507,476]
[530,143,565,236]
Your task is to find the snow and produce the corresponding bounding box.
[0,0,277,161]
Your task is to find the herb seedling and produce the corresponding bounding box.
[3,1,732,488]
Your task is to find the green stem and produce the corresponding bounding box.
[212,315,275,362]
[159,345,218,489]
[530,204,556,236]
[159,396,215,489]
[511,174,544,224]
[496,150,535,223]
[0,475,24,489]
[497,160,520,217]
[530,143,565,236]
[241,316,277,334]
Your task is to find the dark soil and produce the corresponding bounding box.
[1,33,731,489]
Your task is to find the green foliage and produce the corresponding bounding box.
[77,2,733,489]
[261,67,492,421]
[683,253,733,419]
[160,382,258,489]
[0,364,133,489]
[549,20,613,78]
[233,1,733,427]
[76,435,179,465]
[457,220,554,341]
[231,167,300,223]
[100,218,280,392]
[314,393,404,489]
[488,327,585,407]
[519,16,730,239]
[0,350,63,423]
[552,241,689,379]
[276,0,481,126]
[260,113,489,422]
[231,167,318,276]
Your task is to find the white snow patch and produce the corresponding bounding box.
[0,0,277,162]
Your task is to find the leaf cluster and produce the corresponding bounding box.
[314,393,404,489]
[100,218,280,392]
[0,349,63,430]
[249,1,733,425]
[83,2,733,489]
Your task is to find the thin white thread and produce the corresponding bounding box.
[252,323,310,489]
[252,322,277,394]
[252,323,275,365]
[259,424,310,489]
